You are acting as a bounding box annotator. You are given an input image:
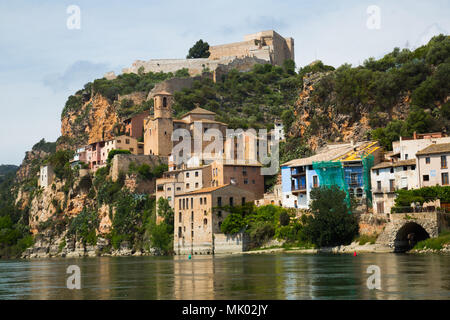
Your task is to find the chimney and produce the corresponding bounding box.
[413,131,417,140]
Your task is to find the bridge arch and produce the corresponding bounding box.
[394,222,430,253]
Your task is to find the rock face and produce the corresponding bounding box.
[60,93,119,150]
[290,72,411,151]
[14,149,50,183]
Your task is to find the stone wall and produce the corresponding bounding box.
[376,212,441,248]
[110,154,167,181]
[358,213,387,236]
[213,233,249,254]
[118,91,147,106]
[147,75,208,100]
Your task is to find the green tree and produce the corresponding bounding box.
[281,108,295,134]
[303,186,359,247]
[187,40,210,59]
[157,197,174,227]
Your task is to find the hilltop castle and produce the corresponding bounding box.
[105,30,294,80]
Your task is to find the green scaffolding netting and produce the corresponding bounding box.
[313,153,375,210]
[362,154,375,207]
[312,161,350,207]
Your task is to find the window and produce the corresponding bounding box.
[195,171,199,177]
[179,199,181,209]
[204,197,207,205]
[376,169,379,176]
[242,197,246,205]
[186,183,190,189]
[356,188,363,198]
[195,182,199,188]
[405,154,408,160]
[186,172,190,178]
[217,197,222,207]
[389,179,395,192]
[411,165,416,170]
[229,197,234,207]
[217,211,222,217]
[183,198,185,210]
[244,179,248,185]
[442,173,449,185]
[252,180,255,184]
[203,218,207,226]
[200,198,203,205]
[441,156,447,169]
[191,212,194,221]
[403,166,407,171]
[426,157,430,164]
[191,198,193,208]
[313,176,318,188]
[390,167,394,174]
[179,212,182,223]
[204,210,207,216]
[186,198,189,209]
[130,148,134,152]
[178,227,182,237]
[377,181,381,190]
[125,139,130,144]
[163,97,167,108]
[423,175,430,182]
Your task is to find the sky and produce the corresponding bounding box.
[0,0,449,165]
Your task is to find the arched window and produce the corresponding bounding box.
[203,218,207,226]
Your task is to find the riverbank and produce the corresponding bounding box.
[242,241,450,255]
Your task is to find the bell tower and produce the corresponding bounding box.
[144,91,174,157]
[154,91,173,119]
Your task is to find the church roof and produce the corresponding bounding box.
[183,107,216,116]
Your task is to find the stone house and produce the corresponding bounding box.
[210,161,264,199]
[174,184,256,255]
[389,132,450,161]
[123,110,150,140]
[371,159,418,215]
[38,165,54,188]
[416,142,450,188]
[101,135,143,164]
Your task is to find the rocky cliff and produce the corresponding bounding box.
[59,93,120,150]
[289,71,412,151]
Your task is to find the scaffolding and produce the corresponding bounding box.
[313,153,375,210]
[362,154,375,207]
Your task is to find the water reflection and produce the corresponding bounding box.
[0,253,448,300]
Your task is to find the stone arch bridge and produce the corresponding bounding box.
[376,212,450,252]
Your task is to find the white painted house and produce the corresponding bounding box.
[39,165,54,188]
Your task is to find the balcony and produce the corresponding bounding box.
[290,167,306,177]
[292,185,307,194]
[373,187,398,194]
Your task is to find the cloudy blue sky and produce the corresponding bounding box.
[0,0,449,165]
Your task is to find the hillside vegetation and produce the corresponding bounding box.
[303,34,450,151]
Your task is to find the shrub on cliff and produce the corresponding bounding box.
[68,208,99,245]
[302,186,359,247]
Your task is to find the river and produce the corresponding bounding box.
[0,253,449,300]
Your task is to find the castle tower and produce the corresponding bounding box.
[144,91,174,157]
